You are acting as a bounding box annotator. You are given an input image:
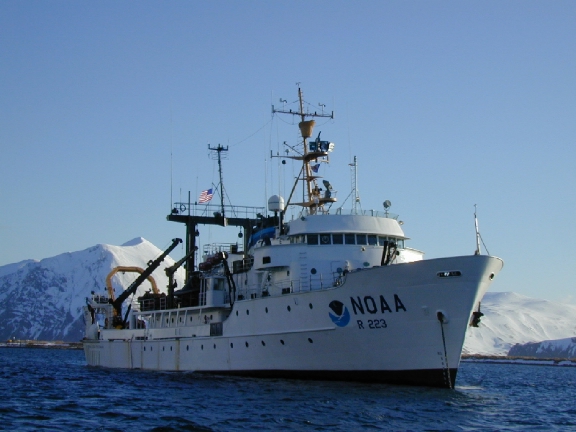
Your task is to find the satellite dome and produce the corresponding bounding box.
[268,195,285,212]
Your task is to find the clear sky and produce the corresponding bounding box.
[1,1,575,303]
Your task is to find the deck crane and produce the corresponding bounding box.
[111,238,182,327]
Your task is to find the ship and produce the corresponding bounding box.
[82,87,503,388]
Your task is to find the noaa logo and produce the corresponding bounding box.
[329,300,350,327]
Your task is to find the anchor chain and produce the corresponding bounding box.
[437,311,453,389]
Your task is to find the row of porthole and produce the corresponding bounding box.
[142,337,315,353]
[145,314,213,328]
[235,302,314,317]
[160,315,211,324]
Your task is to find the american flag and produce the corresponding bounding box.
[198,188,213,204]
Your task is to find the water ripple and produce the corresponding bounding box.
[1,348,575,431]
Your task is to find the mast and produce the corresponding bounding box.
[272,86,334,215]
[474,204,481,255]
[350,156,360,214]
[208,144,228,223]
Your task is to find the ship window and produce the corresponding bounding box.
[368,235,377,245]
[263,256,271,264]
[280,340,285,345]
[308,338,313,343]
[320,234,331,245]
[345,234,355,244]
[332,234,343,244]
[356,234,367,245]
[287,305,291,312]
[186,345,189,351]
[307,234,319,245]
[261,341,266,346]
[378,236,387,246]
[245,342,249,347]
[230,343,233,348]
[291,235,304,244]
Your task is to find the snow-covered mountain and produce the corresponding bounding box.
[508,337,576,359]
[463,292,576,356]
[0,238,185,342]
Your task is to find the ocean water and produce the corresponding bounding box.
[1,348,575,431]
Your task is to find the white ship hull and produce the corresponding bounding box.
[84,254,502,388]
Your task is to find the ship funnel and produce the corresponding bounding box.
[268,195,285,212]
[299,120,315,139]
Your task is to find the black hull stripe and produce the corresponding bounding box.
[196,368,458,389]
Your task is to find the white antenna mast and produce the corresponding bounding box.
[474,204,481,255]
[350,156,360,214]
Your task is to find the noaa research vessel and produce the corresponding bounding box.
[83,88,503,388]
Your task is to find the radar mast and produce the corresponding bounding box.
[272,86,335,215]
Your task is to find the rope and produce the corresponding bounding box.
[230,117,273,147]
[479,232,490,256]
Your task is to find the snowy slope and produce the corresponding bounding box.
[0,238,185,342]
[463,292,576,356]
[508,337,576,359]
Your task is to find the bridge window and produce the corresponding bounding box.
[368,235,377,245]
[356,234,367,245]
[307,234,319,245]
[345,234,355,244]
[320,234,331,245]
[332,234,343,244]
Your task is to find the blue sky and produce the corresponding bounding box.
[1,1,575,303]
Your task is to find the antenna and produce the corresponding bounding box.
[170,103,173,211]
[349,156,360,214]
[208,144,229,221]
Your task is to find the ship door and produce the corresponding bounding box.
[331,261,348,286]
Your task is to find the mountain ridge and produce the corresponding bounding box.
[0,238,185,342]
[1,242,575,358]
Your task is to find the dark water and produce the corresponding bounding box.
[1,348,575,431]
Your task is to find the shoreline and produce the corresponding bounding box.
[0,341,83,350]
[462,354,576,367]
